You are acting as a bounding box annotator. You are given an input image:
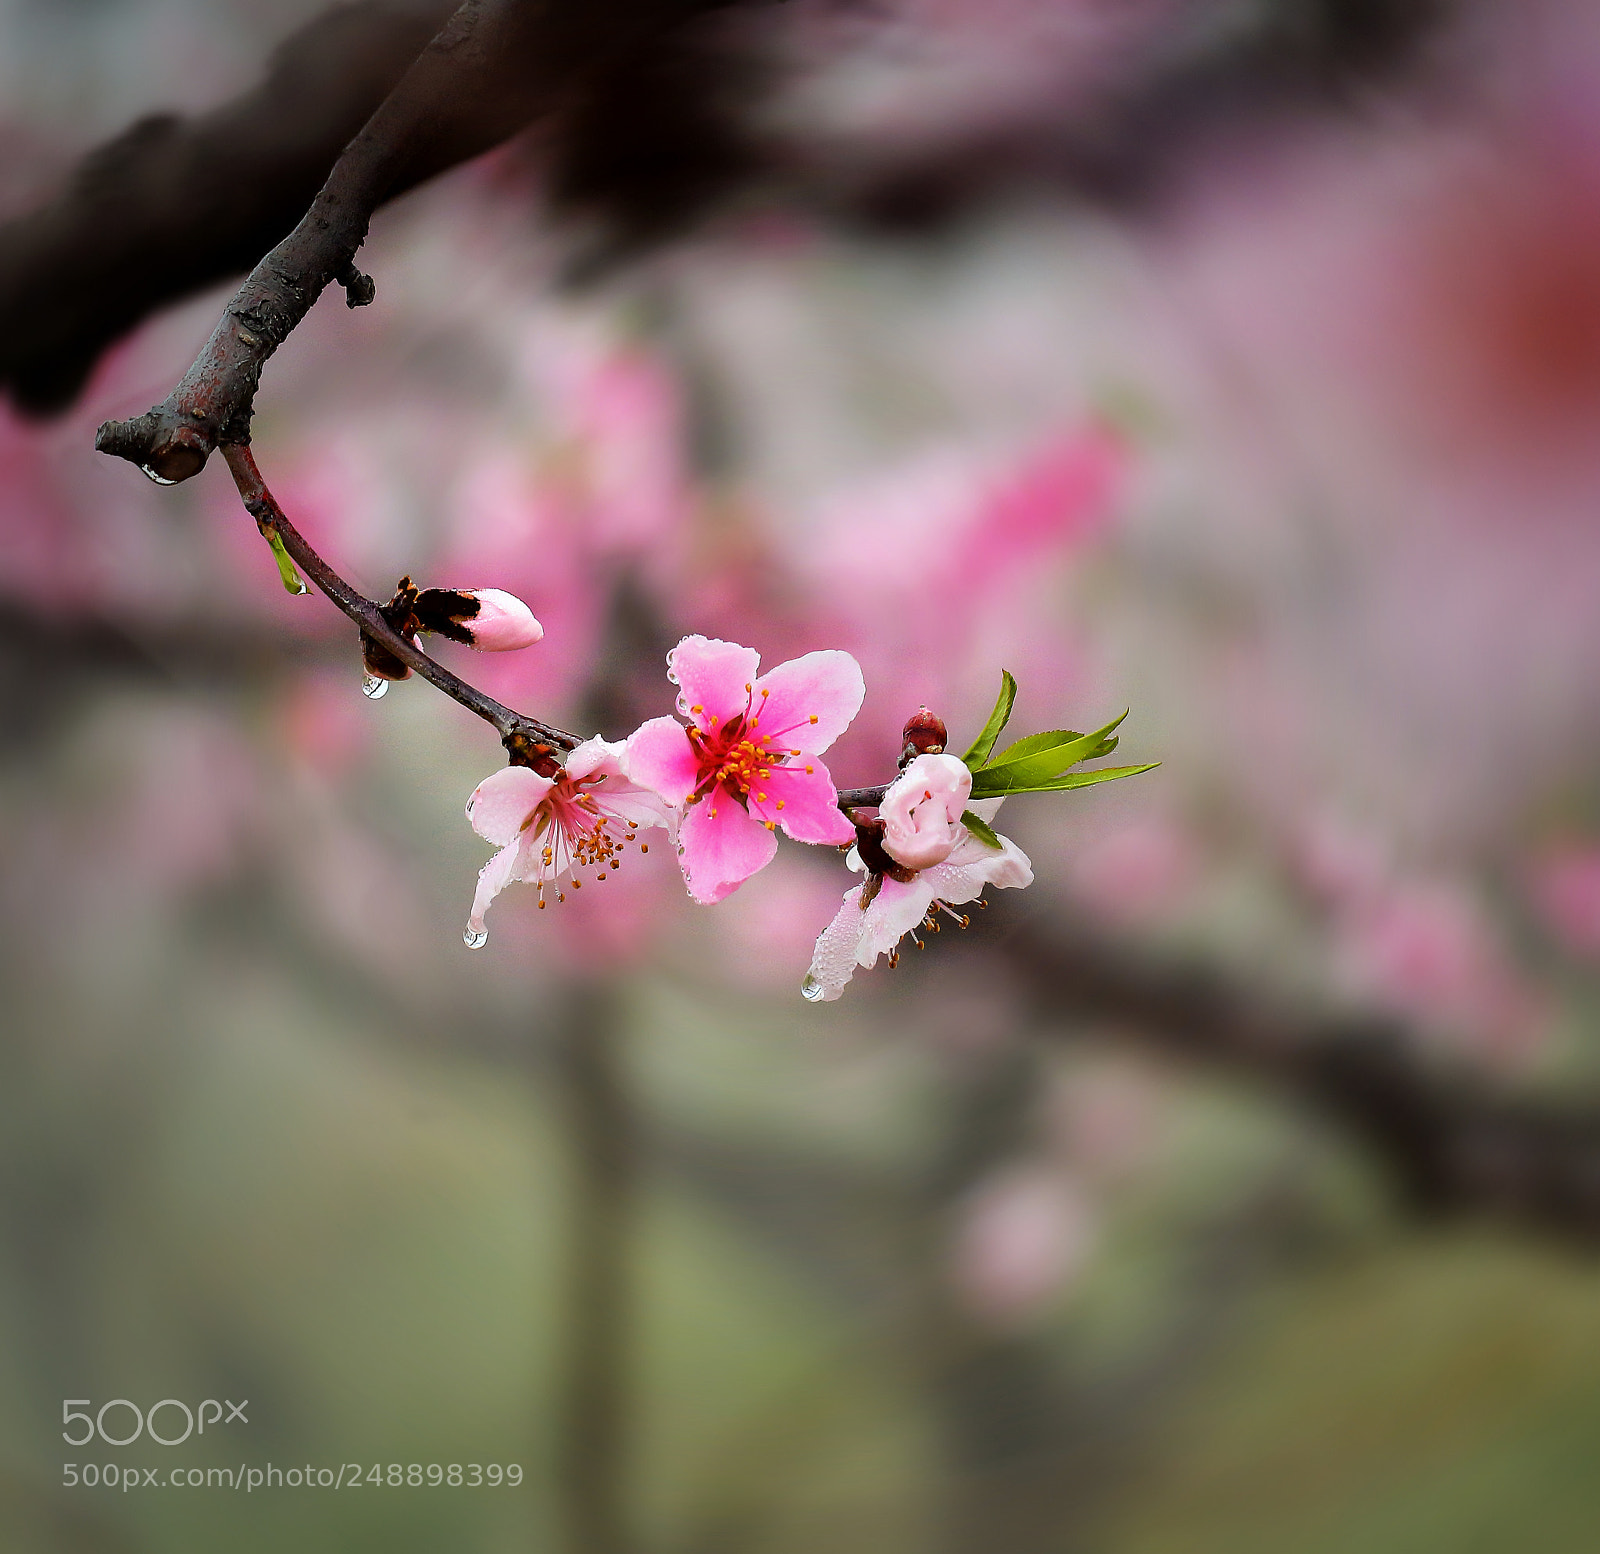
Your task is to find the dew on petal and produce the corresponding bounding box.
[801,974,827,1003]
[361,674,389,700]
[463,924,488,949]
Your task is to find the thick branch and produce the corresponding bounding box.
[92,0,737,482]
[95,0,570,481]
[0,0,457,416]
[223,444,576,757]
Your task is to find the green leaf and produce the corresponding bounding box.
[970,761,1158,798]
[264,528,308,597]
[961,809,1005,849]
[960,670,1017,768]
[982,711,1129,785]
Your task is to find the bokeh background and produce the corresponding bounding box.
[9,1,1600,1550]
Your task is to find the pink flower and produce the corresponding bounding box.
[626,636,864,904]
[463,737,671,944]
[803,800,1033,1001]
[880,752,972,871]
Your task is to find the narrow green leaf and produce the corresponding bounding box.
[264,528,308,596]
[960,670,1018,769]
[961,809,1005,849]
[971,761,1158,798]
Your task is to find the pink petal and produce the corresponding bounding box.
[678,792,778,903]
[804,889,870,1001]
[859,876,938,962]
[751,650,865,755]
[748,760,857,846]
[565,735,627,783]
[566,738,671,827]
[625,716,702,805]
[666,635,761,727]
[466,765,553,846]
[467,838,527,934]
[930,833,1034,898]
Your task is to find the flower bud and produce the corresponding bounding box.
[881,752,971,872]
[460,588,543,650]
[412,586,543,651]
[900,707,948,767]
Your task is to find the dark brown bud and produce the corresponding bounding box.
[360,630,411,682]
[900,707,948,767]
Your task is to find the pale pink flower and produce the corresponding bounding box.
[880,753,972,871]
[463,737,671,944]
[803,800,1033,1001]
[626,636,864,904]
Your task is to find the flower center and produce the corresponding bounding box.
[518,775,647,905]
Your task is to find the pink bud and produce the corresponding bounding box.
[460,589,543,651]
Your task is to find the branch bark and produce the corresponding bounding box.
[222,443,577,758]
[0,0,458,416]
[95,0,575,482]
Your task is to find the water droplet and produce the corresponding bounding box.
[361,674,388,700]
[463,924,488,949]
[139,464,178,486]
[289,576,309,596]
[801,975,826,1003]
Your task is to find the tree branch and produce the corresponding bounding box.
[222,443,577,759]
[0,0,458,415]
[1006,919,1600,1242]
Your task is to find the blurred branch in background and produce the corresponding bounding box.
[0,0,456,414]
[2,0,1449,423]
[1007,922,1600,1242]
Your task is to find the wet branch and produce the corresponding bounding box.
[95,0,562,483]
[222,443,578,759]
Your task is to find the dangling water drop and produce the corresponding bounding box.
[139,464,178,486]
[361,674,389,700]
[463,924,488,949]
[800,975,826,1003]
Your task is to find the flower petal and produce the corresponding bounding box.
[625,716,701,805]
[666,635,761,727]
[564,735,627,783]
[467,838,527,934]
[751,650,865,755]
[748,759,857,845]
[858,875,938,963]
[678,793,778,903]
[928,833,1034,899]
[804,889,869,1001]
[466,765,554,846]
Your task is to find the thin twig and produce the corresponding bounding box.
[222,443,578,756]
